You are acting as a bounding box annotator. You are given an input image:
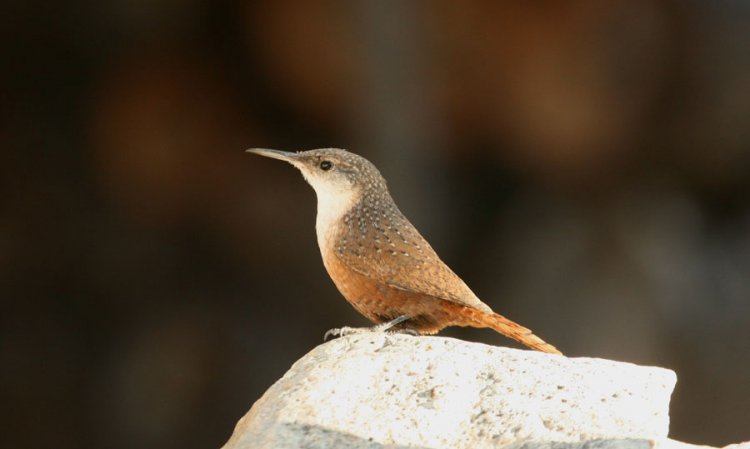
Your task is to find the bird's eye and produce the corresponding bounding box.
[320,160,333,171]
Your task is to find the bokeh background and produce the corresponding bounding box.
[3,1,750,448]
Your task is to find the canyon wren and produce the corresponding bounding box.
[247,148,561,355]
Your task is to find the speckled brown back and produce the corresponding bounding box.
[328,187,493,314]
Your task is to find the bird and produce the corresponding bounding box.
[247,148,561,354]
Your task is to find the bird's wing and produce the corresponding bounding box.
[332,213,493,313]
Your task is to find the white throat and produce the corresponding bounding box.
[296,169,358,252]
[314,185,357,252]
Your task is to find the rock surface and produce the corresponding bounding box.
[223,333,679,449]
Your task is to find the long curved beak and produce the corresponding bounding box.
[246,148,299,163]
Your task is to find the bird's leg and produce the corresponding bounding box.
[381,315,420,335]
[323,315,418,340]
[377,314,411,331]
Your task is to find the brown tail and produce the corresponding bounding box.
[463,308,562,355]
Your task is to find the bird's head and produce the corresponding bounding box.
[246,148,387,200]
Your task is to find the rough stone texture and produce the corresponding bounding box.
[223,334,679,449]
[508,440,746,449]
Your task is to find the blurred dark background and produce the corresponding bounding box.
[2,1,750,448]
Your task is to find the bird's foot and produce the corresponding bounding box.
[323,315,418,341]
[323,326,363,340]
[391,328,420,336]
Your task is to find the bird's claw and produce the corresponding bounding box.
[323,327,340,341]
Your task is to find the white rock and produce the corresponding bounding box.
[222,334,677,449]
